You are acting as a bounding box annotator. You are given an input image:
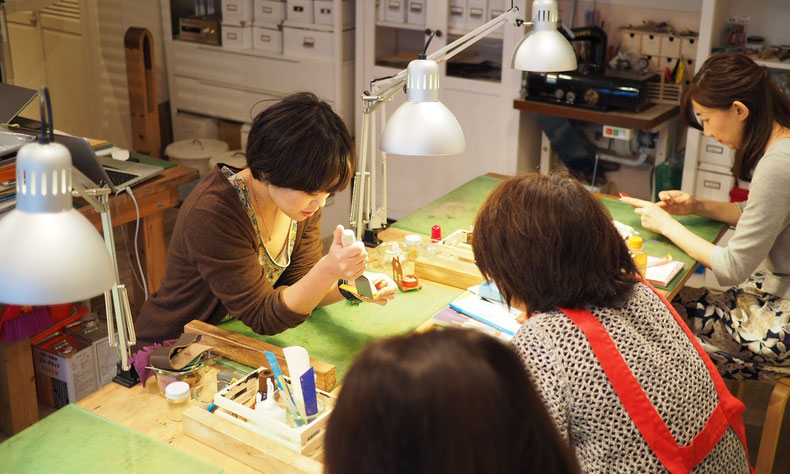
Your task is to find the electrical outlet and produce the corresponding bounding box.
[602,125,632,140]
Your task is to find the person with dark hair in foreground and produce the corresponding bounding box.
[324,328,581,474]
[622,53,790,380]
[135,92,396,346]
[473,171,751,472]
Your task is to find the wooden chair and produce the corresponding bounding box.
[754,377,790,473]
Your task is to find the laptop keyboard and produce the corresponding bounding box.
[105,169,138,186]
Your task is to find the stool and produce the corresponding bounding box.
[755,377,790,473]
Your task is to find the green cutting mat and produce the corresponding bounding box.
[220,284,460,381]
[601,197,726,289]
[0,404,221,474]
[391,175,503,236]
[390,175,726,292]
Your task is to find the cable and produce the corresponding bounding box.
[112,186,149,300]
[125,186,148,299]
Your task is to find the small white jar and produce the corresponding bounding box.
[165,381,191,422]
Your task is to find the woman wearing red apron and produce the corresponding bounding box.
[473,172,752,473]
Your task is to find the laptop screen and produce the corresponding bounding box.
[52,133,119,193]
[0,83,38,124]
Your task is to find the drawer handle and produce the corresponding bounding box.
[490,9,504,17]
[293,6,304,12]
[260,34,271,42]
[703,180,721,190]
[450,6,463,15]
[195,78,289,96]
[303,37,315,47]
[410,3,423,12]
[227,4,237,11]
[262,6,272,13]
[388,1,400,10]
[705,144,724,154]
[470,7,483,17]
[320,8,332,14]
[227,32,238,40]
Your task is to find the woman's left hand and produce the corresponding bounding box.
[619,195,679,235]
[358,272,397,306]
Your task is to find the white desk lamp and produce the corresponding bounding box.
[350,0,576,243]
[0,87,137,373]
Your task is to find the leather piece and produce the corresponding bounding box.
[150,333,212,371]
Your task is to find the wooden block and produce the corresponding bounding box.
[415,255,484,290]
[183,406,323,474]
[0,339,39,435]
[184,320,336,391]
[220,120,242,151]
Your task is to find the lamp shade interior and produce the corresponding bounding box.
[512,28,578,72]
[380,101,466,156]
[0,207,114,305]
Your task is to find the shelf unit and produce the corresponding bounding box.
[158,0,356,238]
[355,1,529,221]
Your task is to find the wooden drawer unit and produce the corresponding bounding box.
[172,40,335,99]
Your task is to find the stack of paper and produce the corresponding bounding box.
[645,256,685,287]
[447,291,524,336]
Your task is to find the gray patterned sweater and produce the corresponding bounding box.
[511,283,750,473]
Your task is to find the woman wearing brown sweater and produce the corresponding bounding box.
[135,93,396,345]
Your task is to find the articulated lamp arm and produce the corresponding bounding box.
[351,7,525,241]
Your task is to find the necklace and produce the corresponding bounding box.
[246,176,275,242]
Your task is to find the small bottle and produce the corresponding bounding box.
[628,236,647,277]
[257,378,287,424]
[404,234,423,262]
[165,381,191,422]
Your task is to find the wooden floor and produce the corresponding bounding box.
[4,207,790,473]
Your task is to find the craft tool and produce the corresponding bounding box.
[300,367,319,418]
[340,228,377,298]
[264,350,300,420]
[283,346,311,416]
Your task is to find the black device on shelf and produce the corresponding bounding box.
[524,26,655,112]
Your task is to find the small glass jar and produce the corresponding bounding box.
[404,234,424,262]
[165,381,191,422]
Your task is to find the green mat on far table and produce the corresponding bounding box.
[219,284,460,381]
[391,175,503,236]
[601,197,726,290]
[389,175,727,293]
[0,404,221,474]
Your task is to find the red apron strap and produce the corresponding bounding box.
[560,286,751,473]
[637,278,753,466]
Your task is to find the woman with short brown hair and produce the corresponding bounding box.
[473,171,751,472]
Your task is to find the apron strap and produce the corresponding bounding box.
[559,280,752,473]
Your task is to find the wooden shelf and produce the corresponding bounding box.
[755,57,790,72]
[513,99,680,130]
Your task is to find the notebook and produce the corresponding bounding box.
[53,133,163,192]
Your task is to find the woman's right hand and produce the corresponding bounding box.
[656,190,696,215]
[324,225,368,281]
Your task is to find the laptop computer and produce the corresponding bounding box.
[0,83,39,157]
[53,133,164,192]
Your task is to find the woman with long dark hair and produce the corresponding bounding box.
[622,54,790,380]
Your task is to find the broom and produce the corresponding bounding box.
[0,304,53,343]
